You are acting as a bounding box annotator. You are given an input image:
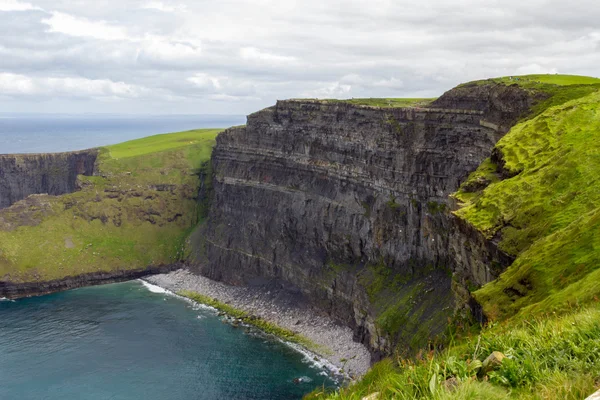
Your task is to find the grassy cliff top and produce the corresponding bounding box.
[291,97,436,108]
[466,73,600,87]
[0,129,220,283]
[332,98,435,108]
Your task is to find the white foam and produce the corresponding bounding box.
[139,280,168,294]
[138,279,216,312]
[0,297,15,302]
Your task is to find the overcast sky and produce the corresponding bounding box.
[0,0,599,115]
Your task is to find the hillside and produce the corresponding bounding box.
[307,74,600,399]
[0,129,219,295]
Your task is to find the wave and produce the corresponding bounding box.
[139,280,169,294]
[0,297,16,302]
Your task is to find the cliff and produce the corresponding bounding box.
[190,83,536,356]
[0,150,98,209]
[0,130,219,297]
[309,75,600,400]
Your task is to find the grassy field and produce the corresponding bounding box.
[0,129,220,283]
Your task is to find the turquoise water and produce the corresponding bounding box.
[0,281,335,399]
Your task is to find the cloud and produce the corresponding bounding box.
[42,11,130,41]
[0,0,41,11]
[0,72,147,98]
[0,0,600,115]
[303,82,352,98]
[137,36,202,65]
[142,2,187,13]
[240,47,296,64]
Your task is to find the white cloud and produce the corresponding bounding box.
[187,73,221,91]
[0,73,146,98]
[138,36,202,63]
[515,64,559,75]
[240,47,296,64]
[0,0,41,11]
[142,1,187,13]
[303,82,352,99]
[42,11,130,41]
[1,0,600,114]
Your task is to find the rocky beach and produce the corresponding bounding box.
[144,269,371,378]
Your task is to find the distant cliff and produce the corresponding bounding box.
[190,83,537,357]
[0,150,97,209]
[0,130,218,297]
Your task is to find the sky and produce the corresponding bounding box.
[0,0,599,115]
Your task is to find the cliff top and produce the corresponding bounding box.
[286,75,600,112]
[463,73,600,88]
[307,97,435,108]
[0,128,220,283]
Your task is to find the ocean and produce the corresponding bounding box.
[0,114,245,154]
[0,281,335,400]
[0,114,335,399]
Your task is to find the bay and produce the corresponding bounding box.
[0,281,334,400]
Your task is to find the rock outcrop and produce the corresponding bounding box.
[191,83,536,357]
[0,150,98,209]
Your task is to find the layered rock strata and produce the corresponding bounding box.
[192,83,535,357]
[0,150,98,209]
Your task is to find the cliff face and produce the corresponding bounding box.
[0,150,98,209]
[192,83,535,356]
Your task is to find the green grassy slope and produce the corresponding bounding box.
[454,89,600,321]
[0,129,220,283]
[308,306,600,400]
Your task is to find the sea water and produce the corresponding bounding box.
[0,114,245,154]
[0,281,335,399]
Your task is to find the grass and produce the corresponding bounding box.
[453,89,600,320]
[307,305,600,400]
[321,98,435,108]
[465,74,600,87]
[0,129,220,282]
[178,290,327,354]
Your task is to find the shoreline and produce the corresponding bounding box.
[143,269,371,379]
[0,264,181,299]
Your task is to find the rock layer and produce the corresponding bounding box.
[0,150,98,209]
[192,83,536,357]
[0,264,180,299]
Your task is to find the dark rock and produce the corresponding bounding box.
[0,149,98,210]
[0,264,181,299]
[188,83,533,357]
[482,351,505,373]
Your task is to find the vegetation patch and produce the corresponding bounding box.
[178,290,326,354]
[453,88,600,320]
[0,129,220,282]
[307,305,600,400]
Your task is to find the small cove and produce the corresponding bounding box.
[0,281,335,399]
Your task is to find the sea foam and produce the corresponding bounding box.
[139,280,169,294]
